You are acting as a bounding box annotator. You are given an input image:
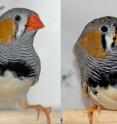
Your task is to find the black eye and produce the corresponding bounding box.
[101,26,108,32]
[15,15,21,21]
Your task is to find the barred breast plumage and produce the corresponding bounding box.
[0,32,41,84]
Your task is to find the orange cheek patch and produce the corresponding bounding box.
[0,19,16,45]
[80,31,106,59]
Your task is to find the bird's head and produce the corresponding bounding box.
[0,8,44,45]
[80,16,117,59]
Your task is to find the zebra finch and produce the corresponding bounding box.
[0,8,51,124]
[74,16,117,124]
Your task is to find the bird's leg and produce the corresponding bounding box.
[83,83,101,124]
[87,105,100,124]
[24,104,52,124]
[19,97,52,124]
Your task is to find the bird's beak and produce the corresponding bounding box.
[26,14,45,31]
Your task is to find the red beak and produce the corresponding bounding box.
[26,14,45,31]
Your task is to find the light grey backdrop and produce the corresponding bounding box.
[62,0,117,109]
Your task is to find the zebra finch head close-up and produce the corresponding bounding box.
[0,8,44,45]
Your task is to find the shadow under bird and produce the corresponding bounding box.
[74,16,117,124]
[0,8,51,124]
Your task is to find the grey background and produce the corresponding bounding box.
[62,0,117,109]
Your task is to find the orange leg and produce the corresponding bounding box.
[87,106,100,124]
[25,104,52,124]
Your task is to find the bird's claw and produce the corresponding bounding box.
[25,104,52,124]
[87,106,100,124]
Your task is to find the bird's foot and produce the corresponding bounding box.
[87,106,100,124]
[25,104,52,124]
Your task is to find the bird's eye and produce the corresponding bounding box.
[101,26,108,32]
[15,15,21,21]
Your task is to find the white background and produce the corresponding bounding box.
[62,0,117,109]
[0,0,60,110]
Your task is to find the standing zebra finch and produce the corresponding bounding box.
[74,16,117,124]
[0,8,51,124]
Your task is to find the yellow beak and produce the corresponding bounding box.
[0,19,16,45]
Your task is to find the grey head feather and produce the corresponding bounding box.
[74,16,117,52]
[0,8,38,39]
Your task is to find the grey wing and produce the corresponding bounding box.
[27,50,41,85]
[74,36,89,84]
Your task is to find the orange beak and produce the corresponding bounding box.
[26,14,45,31]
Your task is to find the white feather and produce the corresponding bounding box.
[16,14,28,38]
[0,70,32,109]
[89,85,117,110]
[105,35,113,50]
[105,27,115,51]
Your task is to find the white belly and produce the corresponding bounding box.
[89,85,117,110]
[0,71,32,109]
